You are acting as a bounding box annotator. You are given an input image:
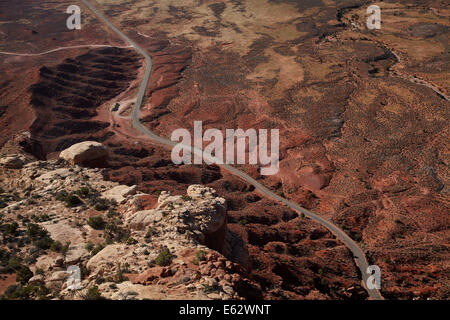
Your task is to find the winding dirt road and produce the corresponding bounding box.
[82,0,383,300]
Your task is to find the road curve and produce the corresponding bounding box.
[82,0,383,300]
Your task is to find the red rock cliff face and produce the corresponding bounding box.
[205,216,228,254]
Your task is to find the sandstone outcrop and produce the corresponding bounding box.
[102,185,137,204]
[59,141,108,167]
[0,153,243,300]
[0,154,26,169]
[126,185,227,251]
[65,245,90,265]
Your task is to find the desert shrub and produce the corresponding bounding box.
[144,227,159,242]
[104,221,130,244]
[24,253,39,265]
[126,237,137,245]
[155,247,172,266]
[87,216,105,230]
[193,249,207,265]
[19,215,30,224]
[34,237,53,250]
[65,194,82,208]
[36,285,50,299]
[85,286,103,300]
[103,235,113,245]
[55,190,68,201]
[7,257,21,271]
[117,229,131,243]
[0,253,22,273]
[26,199,37,205]
[16,266,33,284]
[26,223,46,239]
[349,231,362,242]
[50,241,62,252]
[1,284,47,300]
[202,284,218,294]
[0,249,11,267]
[2,284,21,299]
[75,186,90,198]
[95,277,105,285]
[114,264,129,283]
[61,242,70,255]
[26,223,55,250]
[90,197,116,211]
[105,221,118,233]
[17,238,25,248]
[90,244,104,257]
[1,222,19,236]
[80,265,90,279]
[106,208,119,218]
[51,241,70,255]
[85,241,94,252]
[35,268,44,275]
[238,218,248,226]
[94,198,109,211]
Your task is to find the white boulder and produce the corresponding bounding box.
[59,141,108,166]
[102,185,137,204]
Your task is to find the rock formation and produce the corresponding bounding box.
[59,141,108,167]
[0,155,26,169]
[0,153,246,300]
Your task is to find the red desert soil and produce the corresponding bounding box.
[0,274,16,296]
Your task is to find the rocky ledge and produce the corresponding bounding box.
[0,150,247,300]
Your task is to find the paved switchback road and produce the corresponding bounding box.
[82,0,383,300]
